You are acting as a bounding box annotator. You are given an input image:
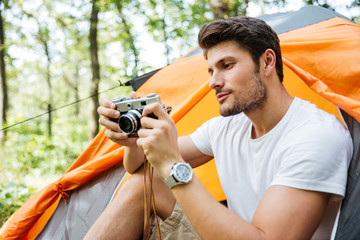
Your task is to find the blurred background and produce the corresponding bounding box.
[0,0,359,227]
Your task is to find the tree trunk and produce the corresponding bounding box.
[162,0,171,65]
[74,62,80,116]
[37,22,53,137]
[115,2,139,77]
[209,0,229,19]
[239,0,249,16]
[0,7,7,143]
[89,0,100,141]
[45,41,52,137]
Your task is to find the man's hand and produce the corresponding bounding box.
[136,103,183,178]
[97,92,137,147]
[98,92,147,173]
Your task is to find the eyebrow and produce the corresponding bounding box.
[216,56,235,66]
[208,56,235,73]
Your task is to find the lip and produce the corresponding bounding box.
[216,92,230,103]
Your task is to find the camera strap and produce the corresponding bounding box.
[143,157,162,240]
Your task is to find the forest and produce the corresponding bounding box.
[0,0,359,227]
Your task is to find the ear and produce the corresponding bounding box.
[262,49,276,77]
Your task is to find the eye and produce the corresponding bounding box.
[223,62,233,69]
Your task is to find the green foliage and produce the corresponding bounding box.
[0,111,90,227]
[348,0,360,23]
[0,182,37,227]
[0,0,358,232]
[304,0,335,11]
[1,115,89,178]
[190,0,212,24]
[142,0,205,62]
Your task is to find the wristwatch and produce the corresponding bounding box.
[164,162,193,189]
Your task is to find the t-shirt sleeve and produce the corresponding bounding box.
[189,119,214,157]
[271,122,353,199]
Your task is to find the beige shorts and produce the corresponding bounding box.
[149,202,200,240]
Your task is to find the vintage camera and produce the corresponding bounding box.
[111,93,171,137]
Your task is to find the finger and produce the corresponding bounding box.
[130,91,137,99]
[99,97,116,109]
[136,137,149,152]
[97,106,120,119]
[140,116,160,130]
[137,127,156,138]
[142,103,168,120]
[136,137,144,150]
[99,116,121,132]
[105,129,128,142]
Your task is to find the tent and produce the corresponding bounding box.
[1,5,360,239]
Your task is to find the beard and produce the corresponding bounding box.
[219,70,267,117]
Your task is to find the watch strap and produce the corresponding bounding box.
[164,162,193,189]
[164,175,179,189]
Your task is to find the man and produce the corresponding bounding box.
[85,16,352,239]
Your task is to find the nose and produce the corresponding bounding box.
[209,71,224,90]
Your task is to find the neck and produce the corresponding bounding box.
[246,84,293,139]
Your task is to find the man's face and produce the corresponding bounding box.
[207,40,266,116]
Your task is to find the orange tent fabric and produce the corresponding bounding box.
[281,17,360,122]
[1,132,124,239]
[1,5,360,239]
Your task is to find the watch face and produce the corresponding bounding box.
[174,164,192,182]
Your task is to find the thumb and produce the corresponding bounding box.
[130,91,137,99]
[142,103,167,119]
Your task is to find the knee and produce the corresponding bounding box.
[114,165,176,219]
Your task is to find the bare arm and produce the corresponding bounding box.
[178,135,213,168]
[137,103,330,239]
[124,133,212,173]
[170,177,329,239]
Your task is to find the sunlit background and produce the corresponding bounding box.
[0,0,359,227]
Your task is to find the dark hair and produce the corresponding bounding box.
[198,16,284,82]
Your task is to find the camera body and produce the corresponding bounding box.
[112,93,170,137]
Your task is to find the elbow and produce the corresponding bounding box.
[124,162,144,174]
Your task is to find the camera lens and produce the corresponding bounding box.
[119,117,134,133]
[119,109,142,134]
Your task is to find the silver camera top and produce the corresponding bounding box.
[112,93,161,112]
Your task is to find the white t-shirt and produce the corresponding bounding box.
[190,97,353,222]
